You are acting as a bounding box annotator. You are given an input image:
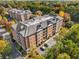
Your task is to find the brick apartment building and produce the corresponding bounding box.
[11,15,63,52]
[8,9,32,22]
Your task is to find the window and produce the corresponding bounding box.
[17,24,25,32]
[53,23,56,26]
[44,44,48,47]
[47,20,52,25]
[56,18,59,21]
[43,28,47,40]
[53,19,55,21]
[17,24,26,37]
[20,25,25,31]
[17,34,21,44]
[37,23,42,30]
[37,24,41,29]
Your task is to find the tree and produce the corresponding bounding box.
[40,6,52,14]
[62,40,78,56]
[7,1,16,8]
[65,21,74,28]
[64,13,71,22]
[0,15,2,20]
[59,11,65,17]
[3,16,8,22]
[45,48,54,59]
[0,6,5,15]
[44,24,79,59]
[56,27,69,41]
[26,47,45,59]
[0,40,12,58]
[65,24,79,45]
[57,53,71,59]
[45,39,79,59]
[65,6,76,15]
[45,41,64,59]
[35,10,42,16]
[49,11,56,15]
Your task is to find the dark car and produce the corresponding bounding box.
[40,47,45,51]
[44,44,48,47]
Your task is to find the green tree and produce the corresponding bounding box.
[57,53,71,59]
[56,27,69,41]
[45,48,54,59]
[65,6,76,15]
[0,6,5,16]
[65,24,79,46]
[45,41,64,59]
[65,21,74,28]
[49,11,56,15]
[7,1,16,8]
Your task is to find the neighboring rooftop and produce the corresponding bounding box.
[9,8,32,14]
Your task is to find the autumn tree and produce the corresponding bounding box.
[59,11,65,17]
[0,40,12,58]
[26,47,45,59]
[0,6,5,16]
[35,10,42,16]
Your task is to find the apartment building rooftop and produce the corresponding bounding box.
[20,15,63,26]
[12,15,63,37]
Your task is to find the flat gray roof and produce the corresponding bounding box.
[21,15,61,26]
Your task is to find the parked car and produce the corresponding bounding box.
[40,47,45,51]
[44,43,48,47]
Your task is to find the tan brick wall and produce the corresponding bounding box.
[56,20,62,33]
[25,37,29,49]
[37,31,43,46]
[47,25,53,39]
[43,28,47,41]
[29,34,36,48]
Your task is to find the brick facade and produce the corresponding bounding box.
[37,30,43,46]
[29,34,36,48]
[47,25,53,39]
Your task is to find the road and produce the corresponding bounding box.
[11,41,24,59]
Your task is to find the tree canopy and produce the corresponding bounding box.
[45,24,79,59]
[0,40,12,58]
